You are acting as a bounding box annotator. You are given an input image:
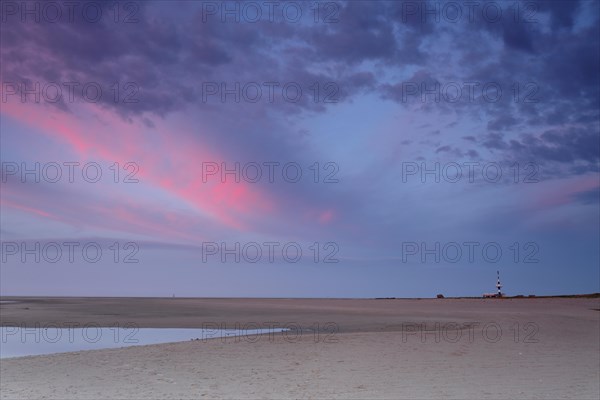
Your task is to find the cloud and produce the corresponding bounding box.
[572,186,600,205]
[1,1,598,297]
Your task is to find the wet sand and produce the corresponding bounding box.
[1,297,599,399]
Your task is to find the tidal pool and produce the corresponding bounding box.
[0,326,286,358]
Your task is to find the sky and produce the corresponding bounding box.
[0,0,598,297]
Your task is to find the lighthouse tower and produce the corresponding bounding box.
[496,270,503,297]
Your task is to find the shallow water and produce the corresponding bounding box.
[0,326,286,358]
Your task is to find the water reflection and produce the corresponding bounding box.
[1,326,286,358]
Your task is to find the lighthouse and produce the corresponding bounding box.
[496,270,503,297]
[483,271,504,298]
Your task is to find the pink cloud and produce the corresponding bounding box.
[529,175,599,210]
[318,209,335,224]
[1,102,276,238]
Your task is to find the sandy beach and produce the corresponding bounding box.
[1,297,599,399]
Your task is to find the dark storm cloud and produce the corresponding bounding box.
[0,1,432,120]
[487,115,520,131]
[377,1,597,179]
[502,22,535,53]
[538,0,582,29]
[482,133,509,150]
[479,127,600,177]
[304,1,399,64]
[466,149,479,159]
[1,3,194,117]
[2,0,598,180]
[530,128,600,164]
